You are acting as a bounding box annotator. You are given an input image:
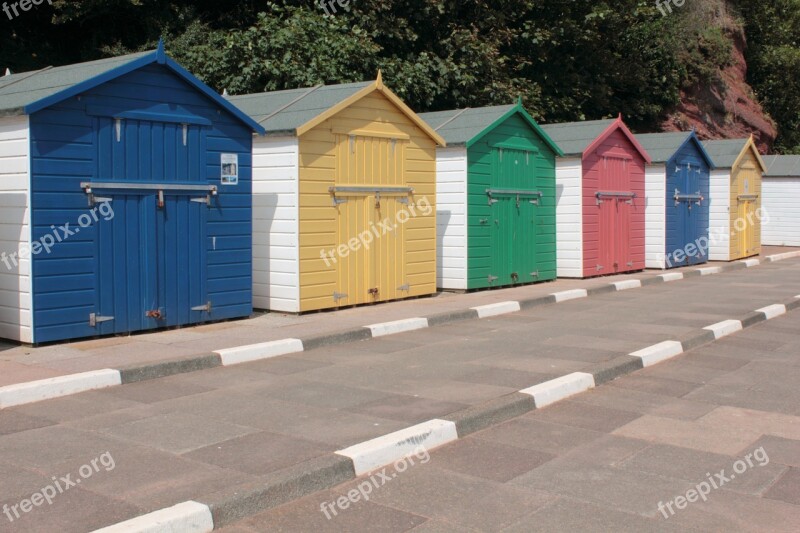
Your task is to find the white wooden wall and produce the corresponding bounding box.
[0,116,32,343]
[762,177,800,246]
[252,136,300,312]
[709,169,732,261]
[555,157,584,278]
[645,164,667,269]
[435,147,468,290]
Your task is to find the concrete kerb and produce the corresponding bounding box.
[119,355,221,385]
[92,501,214,533]
[91,296,800,532]
[6,255,799,412]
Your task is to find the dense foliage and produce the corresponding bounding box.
[1,0,798,152]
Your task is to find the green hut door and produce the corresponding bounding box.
[488,146,541,286]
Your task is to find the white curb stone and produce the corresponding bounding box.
[366,318,429,338]
[336,419,458,475]
[660,273,684,282]
[471,301,521,319]
[216,339,304,366]
[613,280,642,291]
[519,373,595,408]
[704,320,744,340]
[629,341,684,367]
[699,266,722,276]
[742,259,760,267]
[768,251,800,262]
[552,289,588,303]
[0,370,122,409]
[91,501,213,533]
[756,304,787,320]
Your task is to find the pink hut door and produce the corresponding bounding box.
[596,155,634,273]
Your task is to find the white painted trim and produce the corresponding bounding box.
[555,157,584,278]
[519,373,595,408]
[0,115,32,343]
[699,266,722,276]
[216,339,304,366]
[435,147,468,290]
[552,289,588,303]
[336,419,458,475]
[91,501,213,533]
[703,320,743,339]
[471,301,521,318]
[0,370,121,409]
[644,164,667,269]
[756,304,786,320]
[629,341,684,367]
[252,136,300,312]
[613,280,642,291]
[366,318,429,337]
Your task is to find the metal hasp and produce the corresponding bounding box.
[486,189,543,207]
[191,302,212,313]
[488,275,499,283]
[89,313,114,327]
[333,292,348,303]
[397,284,410,292]
[81,182,218,206]
[329,186,414,207]
[674,189,704,209]
[596,191,636,206]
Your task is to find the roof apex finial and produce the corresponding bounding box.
[376,69,383,88]
[222,88,229,97]
[4,68,11,76]
[517,95,523,106]
[156,38,166,64]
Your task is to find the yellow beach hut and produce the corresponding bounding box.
[229,75,445,312]
[703,137,767,261]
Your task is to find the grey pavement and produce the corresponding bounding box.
[223,307,800,532]
[0,246,796,388]
[0,257,798,531]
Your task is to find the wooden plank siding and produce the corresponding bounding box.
[0,115,32,343]
[581,128,646,277]
[297,91,437,311]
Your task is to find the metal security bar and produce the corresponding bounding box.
[674,190,704,208]
[80,182,218,207]
[329,186,414,207]
[486,189,543,207]
[596,191,636,205]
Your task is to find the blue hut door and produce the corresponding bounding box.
[674,162,706,266]
[92,118,209,335]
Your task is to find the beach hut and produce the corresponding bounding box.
[419,101,563,290]
[761,155,800,246]
[0,43,263,343]
[702,137,767,261]
[228,74,445,312]
[637,131,715,269]
[541,118,651,278]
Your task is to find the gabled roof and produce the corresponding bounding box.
[0,42,264,134]
[763,155,800,177]
[228,73,445,146]
[636,131,715,168]
[703,136,766,172]
[419,100,563,155]
[540,117,651,162]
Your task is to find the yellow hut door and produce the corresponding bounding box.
[332,134,410,306]
[732,162,760,259]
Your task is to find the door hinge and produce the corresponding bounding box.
[488,275,499,283]
[333,292,348,302]
[596,265,604,271]
[191,195,212,205]
[192,301,212,313]
[87,194,113,207]
[530,271,539,278]
[89,313,114,327]
[627,261,634,267]
[397,284,410,292]
[332,197,348,206]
